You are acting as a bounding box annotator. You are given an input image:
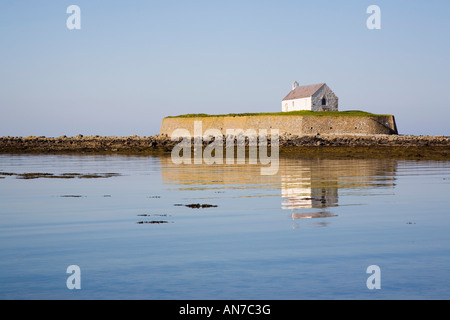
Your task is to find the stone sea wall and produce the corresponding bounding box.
[159,115,398,136]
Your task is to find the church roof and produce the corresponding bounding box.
[282,83,326,101]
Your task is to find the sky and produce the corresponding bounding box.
[0,0,449,137]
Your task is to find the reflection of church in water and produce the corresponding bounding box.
[280,159,397,220]
[282,173,338,210]
[281,170,339,220]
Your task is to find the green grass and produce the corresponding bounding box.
[166,110,390,118]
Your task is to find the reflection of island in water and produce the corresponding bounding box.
[159,156,397,222]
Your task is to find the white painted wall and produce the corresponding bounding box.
[281,97,312,112]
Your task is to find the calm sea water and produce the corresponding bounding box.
[1,154,450,300]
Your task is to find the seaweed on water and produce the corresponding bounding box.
[78,174,104,179]
[10,172,122,179]
[17,173,55,179]
[137,221,170,224]
[175,203,218,209]
[78,173,121,179]
[0,172,16,176]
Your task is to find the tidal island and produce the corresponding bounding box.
[1,82,449,159]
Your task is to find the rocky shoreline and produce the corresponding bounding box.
[0,134,449,159]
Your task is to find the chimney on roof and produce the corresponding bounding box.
[292,81,299,90]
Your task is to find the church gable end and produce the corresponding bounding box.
[311,84,338,111]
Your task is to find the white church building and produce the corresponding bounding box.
[282,81,338,112]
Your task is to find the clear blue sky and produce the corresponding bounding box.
[1,0,449,136]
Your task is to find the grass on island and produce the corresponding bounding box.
[166,110,389,118]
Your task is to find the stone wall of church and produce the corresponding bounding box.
[311,85,339,111]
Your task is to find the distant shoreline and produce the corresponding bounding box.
[1,134,449,160]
